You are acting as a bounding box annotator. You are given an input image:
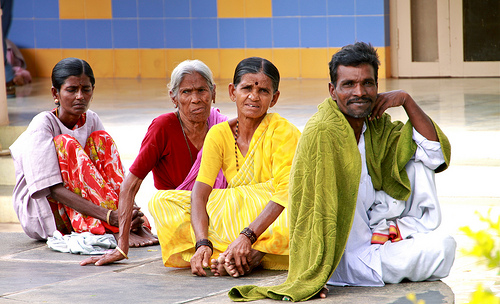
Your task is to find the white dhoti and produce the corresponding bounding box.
[380,231,456,283]
[328,127,456,287]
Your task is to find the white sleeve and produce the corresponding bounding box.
[412,128,445,170]
[396,159,442,239]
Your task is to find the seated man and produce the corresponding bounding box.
[229,42,455,302]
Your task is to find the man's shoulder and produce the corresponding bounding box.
[303,98,346,132]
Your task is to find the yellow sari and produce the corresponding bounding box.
[148,113,301,270]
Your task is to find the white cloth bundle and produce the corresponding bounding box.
[47,230,116,255]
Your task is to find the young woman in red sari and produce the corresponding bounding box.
[10,58,155,249]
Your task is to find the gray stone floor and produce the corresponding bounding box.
[0,232,454,304]
[1,76,500,303]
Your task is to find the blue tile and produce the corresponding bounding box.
[301,17,327,47]
[246,18,272,48]
[138,0,163,18]
[355,0,384,15]
[112,0,137,18]
[299,0,326,16]
[272,0,299,16]
[165,0,190,17]
[13,0,34,18]
[219,18,244,48]
[328,16,355,47]
[34,0,58,19]
[34,20,60,48]
[113,19,139,48]
[273,17,299,47]
[191,0,216,17]
[9,19,35,48]
[356,16,385,46]
[191,18,217,48]
[165,19,191,48]
[60,20,86,48]
[86,20,112,48]
[327,0,354,15]
[139,19,164,48]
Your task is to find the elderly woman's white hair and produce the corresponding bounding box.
[168,59,215,98]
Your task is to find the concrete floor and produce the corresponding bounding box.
[1,76,499,303]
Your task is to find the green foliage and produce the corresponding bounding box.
[467,284,500,304]
[459,209,500,269]
[460,209,500,304]
[406,293,426,304]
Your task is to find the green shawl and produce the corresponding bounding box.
[228,98,451,302]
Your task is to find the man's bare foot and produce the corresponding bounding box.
[318,285,329,298]
[129,226,159,247]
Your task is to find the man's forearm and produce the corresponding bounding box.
[403,97,438,142]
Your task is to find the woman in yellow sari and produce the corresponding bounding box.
[149,57,301,277]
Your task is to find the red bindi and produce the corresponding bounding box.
[255,82,258,85]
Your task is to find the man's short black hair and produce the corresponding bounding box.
[329,42,380,87]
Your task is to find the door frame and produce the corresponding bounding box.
[390,0,500,77]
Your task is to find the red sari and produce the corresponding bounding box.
[48,130,124,235]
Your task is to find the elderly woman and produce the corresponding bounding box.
[81,59,227,265]
[145,57,301,277]
[10,58,147,244]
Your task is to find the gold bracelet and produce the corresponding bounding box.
[115,246,129,259]
[106,209,112,225]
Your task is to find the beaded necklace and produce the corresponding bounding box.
[176,111,194,165]
[234,120,239,171]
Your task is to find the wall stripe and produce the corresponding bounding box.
[11,0,390,79]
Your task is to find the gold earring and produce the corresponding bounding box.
[54,99,58,103]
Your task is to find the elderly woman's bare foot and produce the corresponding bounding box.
[223,249,266,278]
[129,226,159,247]
[210,253,228,276]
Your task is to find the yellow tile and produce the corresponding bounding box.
[244,48,273,61]
[59,0,85,19]
[85,0,112,19]
[140,49,167,79]
[35,49,63,77]
[245,0,272,17]
[326,47,341,81]
[300,48,329,79]
[166,49,192,77]
[218,0,244,18]
[192,49,220,79]
[62,49,88,61]
[19,48,36,77]
[376,46,390,79]
[87,49,114,78]
[219,49,246,79]
[273,48,300,78]
[114,49,140,78]
[327,47,341,61]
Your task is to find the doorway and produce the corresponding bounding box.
[390,0,500,77]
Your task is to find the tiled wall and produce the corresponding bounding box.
[10,0,390,79]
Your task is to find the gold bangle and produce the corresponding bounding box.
[106,209,112,225]
[115,246,129,259]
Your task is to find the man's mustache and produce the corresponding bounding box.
[346,97,372,105]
